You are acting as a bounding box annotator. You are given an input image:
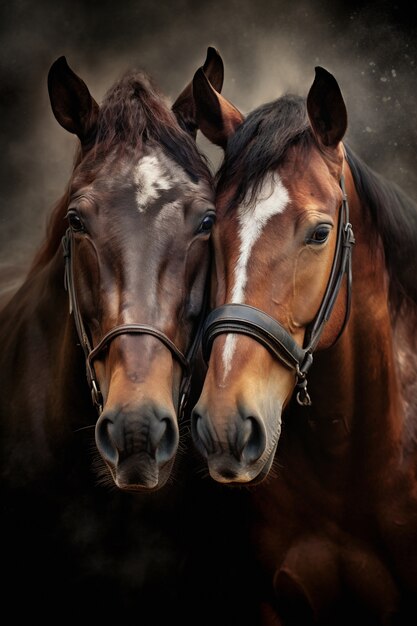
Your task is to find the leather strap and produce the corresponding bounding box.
[203,304,309,371]
[303,174,355,352]
[88,324,189,373]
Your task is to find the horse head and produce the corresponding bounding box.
[190,63,353,484]
[45,51,223,490]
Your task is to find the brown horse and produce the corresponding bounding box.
[0,51,251,624]
[190,61,417,624]
[0,51,223,493]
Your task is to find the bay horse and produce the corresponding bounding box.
[0,50,247,624]
[190,62,417,624]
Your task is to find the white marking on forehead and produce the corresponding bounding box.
[222,172,290,377]
[134,154,173,212]
[133,151,188,213]
[232,173,289,302]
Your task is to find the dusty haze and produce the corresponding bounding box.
[0,0,416,272]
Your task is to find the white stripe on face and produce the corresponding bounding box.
[222,172,290,377]
[134,153,175,212]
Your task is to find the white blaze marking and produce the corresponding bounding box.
[222,172,290,377]
[134,154,174,212]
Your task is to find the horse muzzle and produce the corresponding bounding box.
[95,402,179,491]
[191,402,279,484]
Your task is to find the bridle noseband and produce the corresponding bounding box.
[62,228,204,417]
[202,172,355,406]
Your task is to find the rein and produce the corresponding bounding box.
[202,172,355,406]
[62,228,204,417]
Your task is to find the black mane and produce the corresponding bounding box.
[345,144,417,315]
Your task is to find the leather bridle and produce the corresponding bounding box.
[202,172,355,406]
[62,228,205,417]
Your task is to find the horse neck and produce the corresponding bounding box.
[26,252,91,416]
[0,248,93,479]
[299,173,405,476]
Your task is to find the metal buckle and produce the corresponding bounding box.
[295,365,312,407]
[91,379,103,413]
[344,222,356,247]
[178,391,187,419]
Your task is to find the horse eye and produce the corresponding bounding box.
[67,211,85,232]
[308,225,331,244]
[198,213,216,234]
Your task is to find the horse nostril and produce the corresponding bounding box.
[239,415,266,464]
[191,409,213,457]
[95,415,118,465]
[155,416,178,464]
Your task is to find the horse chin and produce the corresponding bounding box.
[107,453,174,492]
[207,439,279,487]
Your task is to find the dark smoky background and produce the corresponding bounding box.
[0,0,416,274]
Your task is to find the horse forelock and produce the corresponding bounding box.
[95,69,211,185]
[216,95,313,212]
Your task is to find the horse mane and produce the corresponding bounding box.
[29,69,211,275]
[345,144,417,319]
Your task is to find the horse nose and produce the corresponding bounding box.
[191,406,216,458]
[95,404,179,468]
[238,415,267,463]
[191,404,266,464]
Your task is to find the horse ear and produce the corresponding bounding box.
[192,67,244,149]
[48,56,99,146]
[172,46,225,138]
[306,66,347,148]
